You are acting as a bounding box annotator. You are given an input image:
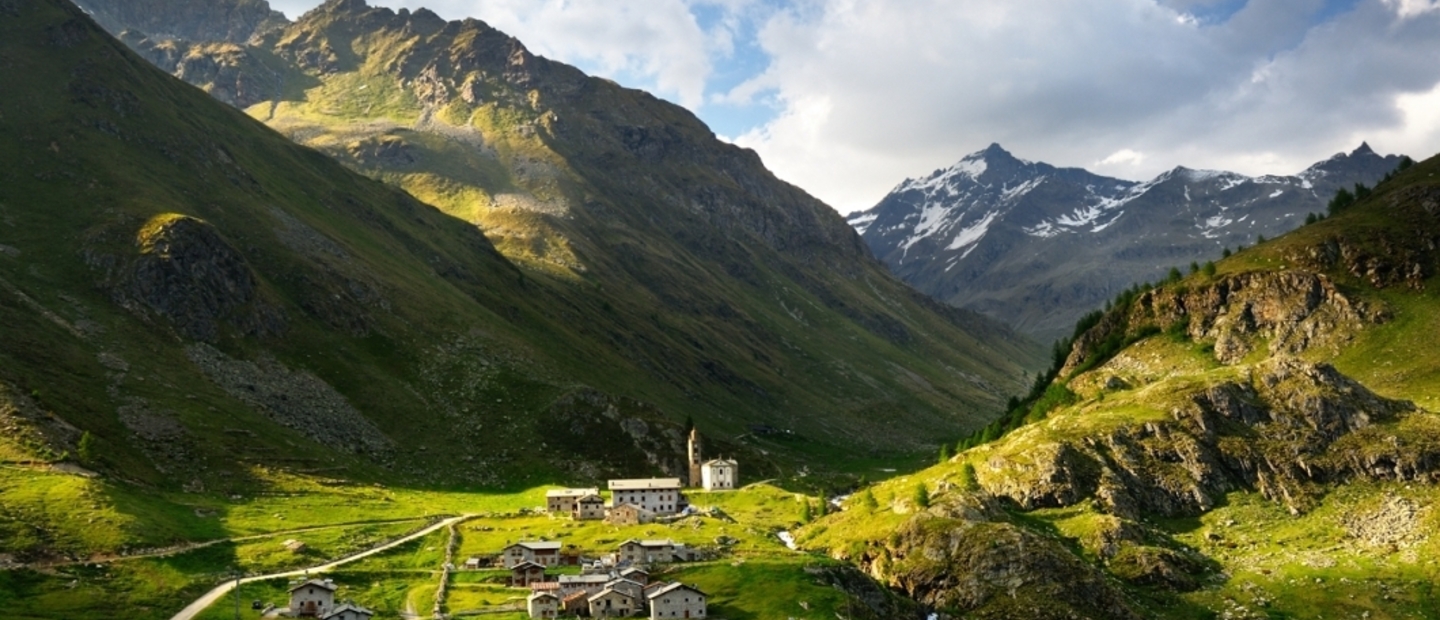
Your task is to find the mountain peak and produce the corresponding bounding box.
[1352,141,1375,157]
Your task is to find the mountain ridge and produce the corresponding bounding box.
[4,0,1043,500]
[849,142,1406,342]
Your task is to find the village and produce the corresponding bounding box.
[272,430,740,620]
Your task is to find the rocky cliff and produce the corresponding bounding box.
[802,152,1440,618]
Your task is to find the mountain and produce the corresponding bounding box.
[849,143,1407,342]
[805,151,1440,618]
[0,0,1042,509]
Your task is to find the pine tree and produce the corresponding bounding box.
[77,431,96,464]
[1305,212,1318,225]
[860,489,879,510]
[800,499,812,523]
[960,462,979,492]
[1202,261,1217,277]
[1222,247,1232,258]
[938,444,952,464]
[1189,262,1200,274]
[912,483,930,509]
[1167,266,1183,283]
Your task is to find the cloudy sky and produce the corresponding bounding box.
[268,0,1440,213]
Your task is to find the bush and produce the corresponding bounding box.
[77,431,96,464]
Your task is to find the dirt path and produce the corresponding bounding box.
[169,514,471,620]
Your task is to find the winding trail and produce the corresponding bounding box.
[169,514,471,620]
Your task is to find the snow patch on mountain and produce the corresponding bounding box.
[946,210,1001,251]
[848,212,878,235]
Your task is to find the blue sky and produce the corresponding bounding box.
[268,0,1440,213]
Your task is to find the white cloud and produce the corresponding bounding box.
[1096,149,1147,169]
[733,0,1440,212]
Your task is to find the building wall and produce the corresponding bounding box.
[649,590,706,619]
[611,488,681,514]
[289,586,334,617]
[576,500,606,520]
[528,597,559,619]
[701,463,736,491]
[589,591,637,618]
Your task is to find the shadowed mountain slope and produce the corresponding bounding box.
[0,0,1042,505]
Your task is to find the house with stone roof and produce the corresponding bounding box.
[608,478,684,515]
[527,591,560,619]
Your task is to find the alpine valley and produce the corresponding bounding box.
[850,142,1407,342]
[2,0,1439,619]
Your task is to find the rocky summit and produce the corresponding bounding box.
[850,142,1407,342]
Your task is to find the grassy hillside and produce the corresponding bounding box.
[798,153,1440,618]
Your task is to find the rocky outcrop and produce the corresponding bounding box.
[1063,270,1380,373]
[88,214,286,342]
[74,0,287,45]
[869,518,1141,619]
[988,358,1424,518]
[118,32,283,109]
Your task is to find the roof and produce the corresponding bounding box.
[512,561,546,571]
[288,578,337,593]
[647,582,707,599]
[608,478,683,491]
[588,588,636,603]
[546,488,600,498]
[559,574,613,584]
[619,538,674,548]
[577,494,604,503]
[322,604,374,619]
[528,591,560,601]
[506,541,563,551]
[620,567,648,576]
[530,582,561,592]
[562,591,589,605]
[702,458,737,467]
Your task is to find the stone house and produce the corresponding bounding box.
[547,488,601,514]
[588,587,640,618]
[527,591,560,619]
[700,459,737,491]
[558,573,614,598]
[619,567,649,585]
[606,578,646,602]
[575,494,606,520]
[510,561,548,587]
[561,591,590,616]
[502,541,563,568]
[608,478,685,515]
[322,603,374,620]
[606,503,655,526]
[288,579,337,617]
[647,583,707,619]
[618,540,690,565]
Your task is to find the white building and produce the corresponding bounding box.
[700,459,737,491]
[647,583,707,619]
[288,579,337,617]
[608,478,684,515]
